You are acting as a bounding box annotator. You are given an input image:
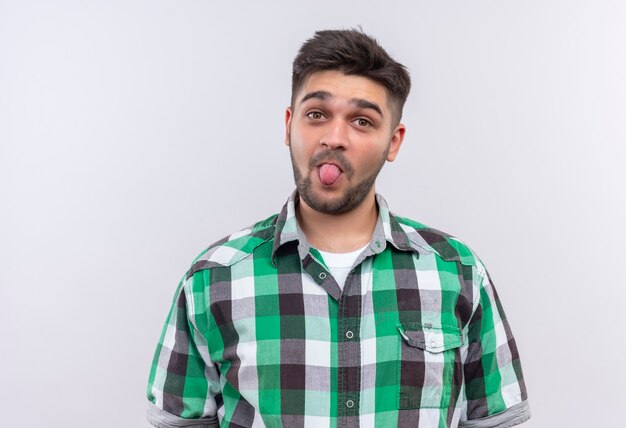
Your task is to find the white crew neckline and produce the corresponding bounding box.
[317,243,369,268]
[317,244,369,292]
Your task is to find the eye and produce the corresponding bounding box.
[354,118,373,127]
[306,111,326,120]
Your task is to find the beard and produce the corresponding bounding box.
[289,145,388,215]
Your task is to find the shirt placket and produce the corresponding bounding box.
[304,250,363,428]
[337,264,361,428]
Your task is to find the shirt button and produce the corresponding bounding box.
[345,330,354,339]
[429,340,438,348]
[375,240,381,248]
[318,272,327,280]
[346,399,354,408]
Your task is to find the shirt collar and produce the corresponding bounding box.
[271,191,441,266]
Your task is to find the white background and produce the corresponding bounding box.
[1,1,625,427]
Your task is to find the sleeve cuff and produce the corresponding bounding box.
[459,400,531,428]
[146,401,219,428]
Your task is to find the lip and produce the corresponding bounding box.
[316,161,344,173]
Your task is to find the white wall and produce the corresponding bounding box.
[1,1,624,426]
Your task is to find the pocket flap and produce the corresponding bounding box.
[396,323,463,353]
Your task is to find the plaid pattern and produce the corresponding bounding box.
[147,193,529,428]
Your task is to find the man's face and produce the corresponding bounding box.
[285,70,405,215]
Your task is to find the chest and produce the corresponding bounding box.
[206,249,474,358]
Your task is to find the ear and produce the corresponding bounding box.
[284,107,293,146]
[386,123,406,162]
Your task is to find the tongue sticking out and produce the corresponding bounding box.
[319,163,342,185]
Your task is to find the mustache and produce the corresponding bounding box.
[308,151,353,175]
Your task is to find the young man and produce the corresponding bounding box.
[146,29,530,428]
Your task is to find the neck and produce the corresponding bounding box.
[296,189,378,253]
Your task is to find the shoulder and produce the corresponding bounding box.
[392,213,484,270]
[184,213,278,279]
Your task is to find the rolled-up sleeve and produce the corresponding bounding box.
[459,263,530,427]
[147,272,221,427]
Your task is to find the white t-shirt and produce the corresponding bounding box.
[318,244,368,292]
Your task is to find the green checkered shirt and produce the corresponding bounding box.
[147,193,529,428]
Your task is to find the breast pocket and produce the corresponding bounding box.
[396,322,463,409]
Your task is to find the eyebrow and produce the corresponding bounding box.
[351,98,383,116]
[299,91,384,117]
[299,90,331,104]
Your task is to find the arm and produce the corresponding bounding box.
[147,272,221,427]
[459,264,530,428]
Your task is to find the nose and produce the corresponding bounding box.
[320,119,349,150]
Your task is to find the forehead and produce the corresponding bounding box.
[296,70,391,113]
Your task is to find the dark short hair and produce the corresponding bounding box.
[291,29,411,123]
